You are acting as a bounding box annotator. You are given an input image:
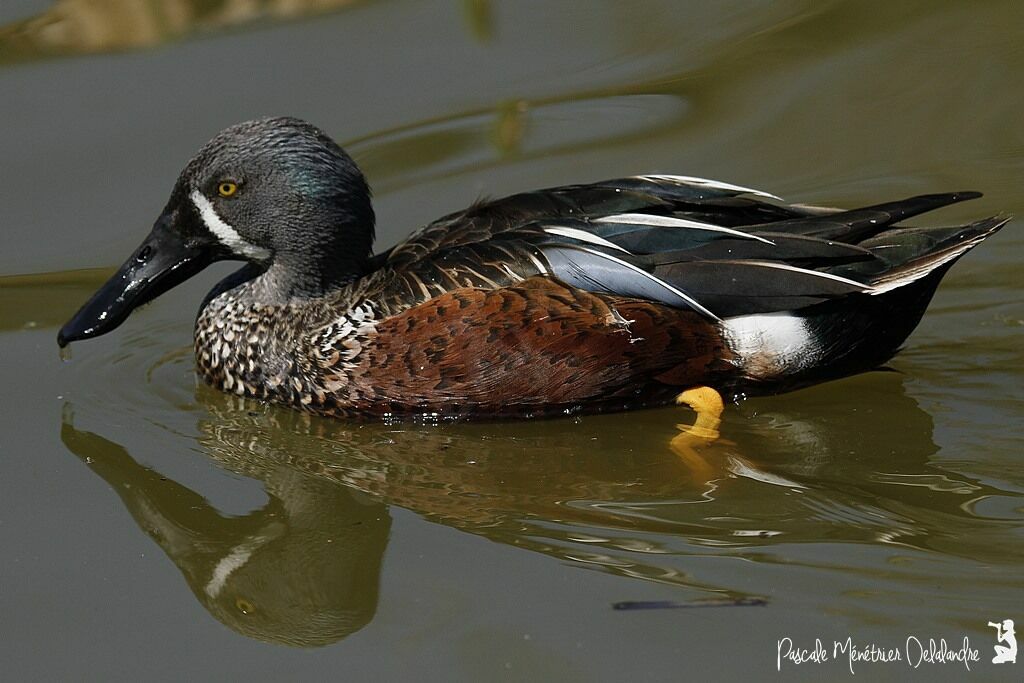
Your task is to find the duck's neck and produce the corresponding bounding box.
[244,262,343,305]
[268,207,376,300]
[268,249,371,301]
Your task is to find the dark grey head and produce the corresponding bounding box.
[179,117,375,281]
[59,117,375,346]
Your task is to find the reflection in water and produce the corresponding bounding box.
[0,0,692,200]
[351,93,689,190]
[0,268,113,332]
[0,0,506,65]
[0,0,362,64]
[59,363,1021,646]
[461,0,493,43]
[61,406,390,647]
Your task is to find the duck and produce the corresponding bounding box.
[59,117,1008,428]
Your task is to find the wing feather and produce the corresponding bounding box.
[376,178,1003,320]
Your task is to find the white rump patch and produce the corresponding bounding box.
[723,313,819,379]
[593,213,775,244]
[191,190,272,260]
[634,174,783,200]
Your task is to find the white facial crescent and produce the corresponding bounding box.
[190,190,271,259]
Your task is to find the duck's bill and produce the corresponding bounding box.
[57,216,217,347]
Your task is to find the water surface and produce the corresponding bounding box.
[1,1,1022,680]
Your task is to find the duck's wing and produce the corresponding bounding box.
[379,175,808,270]
[382,176,1005,320]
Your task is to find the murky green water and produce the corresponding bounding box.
[2,1,1022,680]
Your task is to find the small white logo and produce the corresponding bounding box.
[988,619,1017,664]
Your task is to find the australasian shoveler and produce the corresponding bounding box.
[59,117,1008,431]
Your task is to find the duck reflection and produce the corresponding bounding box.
[60,386,762,646]
[728,371,1023,565]
[59,369,1015,647]
[61,407,390,647]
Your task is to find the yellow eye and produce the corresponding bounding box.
[217,181,238,197]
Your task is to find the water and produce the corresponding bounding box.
[2,1,1022,680]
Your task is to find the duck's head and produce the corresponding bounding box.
[58,117,374,347]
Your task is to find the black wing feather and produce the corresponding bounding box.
[647,260,867,317]
[744,192,983,242]
[379,176,1003,320]
[642,233,874,265]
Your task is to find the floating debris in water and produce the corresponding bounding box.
[59,345,73,362]
[613,597,767,610]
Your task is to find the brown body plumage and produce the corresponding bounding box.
[196,272,731,418]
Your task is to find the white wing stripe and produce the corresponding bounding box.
[593,213,775,245]
[736,261,870,289]
[542,226,631,253]
[634,174,783,200]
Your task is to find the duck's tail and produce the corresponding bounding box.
[862,215,1010,294]
[723,211,1010,393]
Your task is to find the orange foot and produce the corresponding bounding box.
[670,386,725,480]
[674,386,724,440]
